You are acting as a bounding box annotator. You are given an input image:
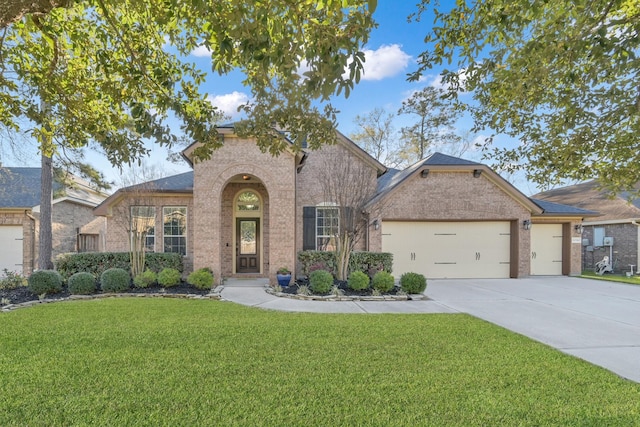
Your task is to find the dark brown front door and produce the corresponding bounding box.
[236,218,260,273]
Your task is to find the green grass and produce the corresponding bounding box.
[2,299,640,426]
[581,270,640,286]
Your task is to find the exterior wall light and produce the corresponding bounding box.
[575,224,583,234]
[523,220,532,230]
[421,169,429,178]
[372,219,380,230]
[473,169,482,178]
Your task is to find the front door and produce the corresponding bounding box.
[236,218,260,273]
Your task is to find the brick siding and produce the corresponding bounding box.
[582,223,639,274]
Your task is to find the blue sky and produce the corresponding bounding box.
[1,1,536,194]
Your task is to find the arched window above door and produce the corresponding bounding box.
[236,190,260,212]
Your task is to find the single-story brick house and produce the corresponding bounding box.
[535,180,640,273]
[0,167,108,276]
[94,125,596,283]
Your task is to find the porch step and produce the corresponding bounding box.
[224,277,270,287]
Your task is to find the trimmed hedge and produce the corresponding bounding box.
[347,271,370,291]
[400,272,427,294]
[55,252,183,279]
[309,270,333,294]
[68,272,97,295]
[158,268,181,288]
[27,270,63,295]
[297,251,337,277]
[187,268,214,290]
[297,251,393,277]
[133,270,157,289]
[372,271,395,293]
[100,268,131,293]
[348,252,393,277]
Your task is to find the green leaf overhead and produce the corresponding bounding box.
[0,0,376,165]
[412,0,640,194]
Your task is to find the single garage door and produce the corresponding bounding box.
[530,223,563,275]
[382,221,511,279]
[0,225,24,275]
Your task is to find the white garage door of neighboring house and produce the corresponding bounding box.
[0,226,24,275]
[382,221,511,279]
[531,224,563,275]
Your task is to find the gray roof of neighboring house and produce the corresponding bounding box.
[530,198,599,216]
[0,167,108,209]
[0,167,64,208]
[122,171,194,193]
[533,180,637,221]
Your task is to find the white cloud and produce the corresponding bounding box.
[191,44,212,57]
[359,44,411,81]
[428,68,470,93]
[207,91,250,118]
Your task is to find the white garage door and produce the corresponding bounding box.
[382,221,511,279]
[0,225,24,275]
[531,224,563,275]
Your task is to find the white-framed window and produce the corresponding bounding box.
[594,226,605,247]
[131,206,155,252]
[163,206,187,256]
[316,206,339,251]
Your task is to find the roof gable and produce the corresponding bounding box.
[371,152,542,213]
[93,171,193,216]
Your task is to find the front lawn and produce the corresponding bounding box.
[1,299,639,426]
[581,270,640,286]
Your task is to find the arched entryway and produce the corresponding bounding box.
[220,175,270,277]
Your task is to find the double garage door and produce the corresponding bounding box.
[382,221,511,279]
[0,225,23,275]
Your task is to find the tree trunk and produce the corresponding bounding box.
[38,153,54,270]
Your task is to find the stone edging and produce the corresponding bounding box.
[1,285,224,313]
[265,286,427,302]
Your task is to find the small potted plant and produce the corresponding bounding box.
[276,267,292,287]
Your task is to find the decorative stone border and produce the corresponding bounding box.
[1,286,224,313]
[265,286,427,302]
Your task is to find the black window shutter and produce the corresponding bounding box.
[303,206,316,250]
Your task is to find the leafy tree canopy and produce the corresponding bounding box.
[411,0,640,194]
[0,0,376,166]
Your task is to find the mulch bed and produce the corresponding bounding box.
[278,278,403,297]
[1,283,212,307]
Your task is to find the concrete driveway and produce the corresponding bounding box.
[428,277,640,383]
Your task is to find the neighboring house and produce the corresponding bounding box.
[94,125,596,283]
[534,180,640,273]
[0,167,108,276]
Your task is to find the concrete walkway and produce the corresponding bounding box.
[221,276,640,383]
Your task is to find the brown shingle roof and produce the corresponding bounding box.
[534,180,640,221]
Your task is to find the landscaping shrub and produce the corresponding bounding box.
[298,251,337,276]
[158,268,181,288]
[0,269,27,290]
[372,271,394,293]
[27,270,63,295]
[133,270,157,289]
[187,268,214,290]
[100,268,131,293]
[55,252,183,280]
[68,272,97,295]
[348,252,393,277]
[347,271,370,291]
[400,272,427,294]
[298,251,393,278]
[309,270,333,294]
